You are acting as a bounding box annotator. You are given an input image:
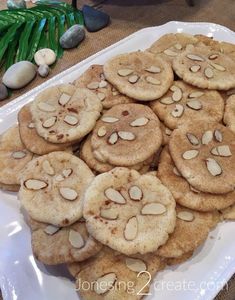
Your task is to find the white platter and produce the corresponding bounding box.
[0,21,235,300]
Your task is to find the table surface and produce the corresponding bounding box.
[0,0,234,299]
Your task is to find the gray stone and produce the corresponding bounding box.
[3,61,36,90]
[38,65,50,78]
[82,5,110,32]
[59,25,85,49]
[0,84,8,101]
[7,0,26,9]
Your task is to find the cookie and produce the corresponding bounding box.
[80,134,152,174]
[29,218,102,265]
[150,81,224,130]
[173,45,235,90]
[165,251,193,266]
[83,168,176,255]
[103,51,173,101]
[19,151,94,226]
[157,205,219,258]
[169,121,235,194]
[148,33,198,64]
[68,246,165,300]
[30,84,103,144]
[220,204,235,221]
[223,95,235,134]
[75,64,134,109]
[18,105,72,155]
[91,103,162,166]
[0,126,33,188]
[158,147,235,211]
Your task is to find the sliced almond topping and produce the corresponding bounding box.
[217,145,232,157]
[190,186,201,193]
[44,225,60,235]
[69,230,84,248]
[186,99,202,110]
[182,149,199,160]
[174,43,182,50]
[118,131,136,141]
[100,73,105,80]
[206,158,222,176]
[130,117,149,127]
[210,62,226,71]
[112,91,119,96]
[128,75,139,84]
[204,67,214,78]
[37,102,55,112]
[64,115,79,126]
[12,151,26,159]
[108,132,118,145]
[145,76,161,85]
[117,68,133,77]
[170,85,178,92]
[190,65,201,73]
[171,104,184,118]
[214,129,223,142]
[125,258,147,272]
[55,174,64,182]
[186,54,204,61]
[177,211,194,222]
[104,188,126,204]
[42,160,54,175]
[129,186,143,201]
[186,133,200,145]
[24,179,48,190]
[173,167,181,176]
[42,116,57,128]
[202,130,213,145]
[145,66,161,73]
[62,168,73,178]
[100,208,119,220]
[124,216,138,240]
[209,54,218,60]
[99,80,108,88]
[188,91,204,98]
[164,49,178,56]
[98,126,107,137]
[160,97,174,105]
[97,92,106,101]
[94,273,117,295]
[59,187,78,201]
[58,93,71,106]
[172,87,183,102]
[165,128,172,136]
[87,81,99,89]
[101,116,119,123]
[28,122,35,129]
[141,203,166,215]
[211,147,219,156]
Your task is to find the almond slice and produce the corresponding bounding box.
[210,62,226,71]
[171,104,184,118]
[145,66,161,73]
[62,168,73,178]
[104,188,126,204]
[172,87,183,102]
[108,132,118,145]
[125,258,147,272]
[101,116,119,123]
[99,80,108,88]
[130,117,149,127]
[146,76,161,85]
[118,131,136,141]
[217,145,232,157]
[117,69,133,77]
[209,54,218,60]
[204,67,214,78]
[64,115,79,126]
[129,186,143,201]
[42,116,57,128]
[174,43,182,50]
[211,147,219,156]
[141,203,166,215]
[164,49,178,56]
[182,149,199,160]
[190,65,201,73]
[58,93,71,106]
[24,179,48,190]
[55,174,64,182]
[98,126,107,137]
[69,230,84,248]
[160,97,174,105]
[42,160,54,175]
[214,129,223,142]
[190,186,201,193]
[100,208,119,220]
[188,91,204,98]
[186,54,204,61]
[186,133,200,145]
[44,225,60,235]
[202,130,213,145]
[87,81,99,89]
[177,211,194,222]
[165,128,172,136]
[37,102,55,112]
[170,85,178,92]
[12,151,26,159]
[94,273,117,295]
[97,92,106,101]
[173,167,181,176]
[206,158,222,176]
[124,216,138,240]
[28,122,35,129]
[128,75,139,84]
[186,99,202,110]
[59,187,78,201]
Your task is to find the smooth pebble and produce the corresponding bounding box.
[59,25,85,49]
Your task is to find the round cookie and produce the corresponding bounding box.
[68,247,165,300]
[30,84,103,144]
[148,33,198,64]
[29,218,102,265]
[158,147,235,212]
[74,64,134,109]
[103,51,173,101]
[223,95,235,134]
[169,121,235,194]
[150,81,224,130]
[157,205,219,258]
[220,204,235,221]
[19,151,94,226]
[173,45,235,90]
[0,126,33,187]
[91,103,162,166]
[18,104,72,155]
[83,168,176,256]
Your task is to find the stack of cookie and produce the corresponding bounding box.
[0,32,235,299]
